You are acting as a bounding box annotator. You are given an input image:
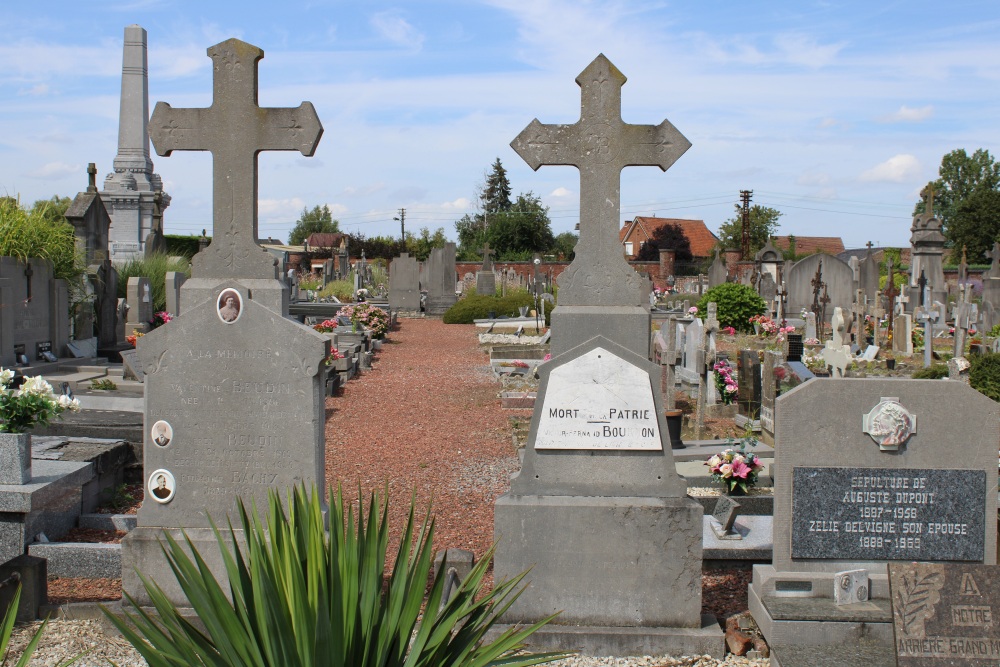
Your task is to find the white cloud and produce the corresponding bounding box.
[19,83,50,97]
[370,11,424,49]
[549,186,572,197]
[25,161,78,179]
[859,154,921,183]
[878,105,934,123]
[258,197,307,220]
[441,197,471,210]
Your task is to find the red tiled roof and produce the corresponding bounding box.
[619,217,719,258]
[772,236,845,256]
[305,232,346,249]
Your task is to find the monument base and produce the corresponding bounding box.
[489,616,723,657]
[550,305,650,359]
[748,564,894,667]
[494,494,721,657]
[122,526,246,607]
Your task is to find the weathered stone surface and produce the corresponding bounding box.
[388,253,420,311]
[0,257,69,366]
[889,562,1000,665]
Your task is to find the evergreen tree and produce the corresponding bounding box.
[482,158,512,215]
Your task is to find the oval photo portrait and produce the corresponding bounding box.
[217,289,242,323]
[151,420,173,447]
[147,468,176,504]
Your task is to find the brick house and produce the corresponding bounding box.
[619,217,719,260]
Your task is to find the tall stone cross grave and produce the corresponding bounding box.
[149,38,322,299]
[495,56,721,657]
[125,38,329,608]
[511,54,690,358]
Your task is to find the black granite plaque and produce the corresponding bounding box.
[36,341,52,361]
[791,467,986,562]
[890,562,1000,665]
[786,333,803,362]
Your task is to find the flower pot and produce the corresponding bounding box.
[886,359,896,370]
[727,485,747,497]
[0,432,31,485]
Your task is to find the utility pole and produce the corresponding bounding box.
[739,189,753,260]
[393,208,406,244]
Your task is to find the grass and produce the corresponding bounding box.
[115,252,190,314]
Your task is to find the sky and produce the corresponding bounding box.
[2,1,999,250]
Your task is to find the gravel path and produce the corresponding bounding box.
[12,318,767,666]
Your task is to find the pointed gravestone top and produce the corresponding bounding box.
[511,54,690,307]
[149,38,323,280]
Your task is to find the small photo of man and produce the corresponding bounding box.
[151,420,172,447]
[148,469,176,503]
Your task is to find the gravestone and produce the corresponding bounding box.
[736,349,761,427]
[786,254,854,318]
[909,186,948,310]
[494,55,719,657]
[759,349,782,442]
[677,317,704,393]
[889,562,1000,665]
[388,253,421,312]
[510,54,689,359]
[858,251,879,304]
[121,37,328,608]
[749,379,999,666]
[707,248,727,288]
[476,244,496,296]
[125,277,152,334]
[424,243,457,315]
[165,271,186,317]
[804,312,817,341]
[0,257,69,366]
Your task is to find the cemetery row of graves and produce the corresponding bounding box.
[1,27,999,667]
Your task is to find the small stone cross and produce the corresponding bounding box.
[481,243,495,271]
[511,54,690,306]
[23,262,33,302]
[921,183,937,217]
[87,163,98,193]
[149,38,323,279]
[917,269,928,307]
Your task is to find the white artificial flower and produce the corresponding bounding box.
[57,395,81,412]
[21,376,54,397]
[0,369,13,386]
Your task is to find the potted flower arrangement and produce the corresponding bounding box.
[312,319,339,334]
[0,369,80,484]
[705,428,764,496]
[713,359,738,405]
[341,303,390,338]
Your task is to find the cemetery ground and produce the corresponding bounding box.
[10,318,765,666]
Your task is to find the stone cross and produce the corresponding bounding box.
[819,284,831,340]
[148,38,323,279]
[810,260,824,335]
[821,306,852,378]
[917,269,928,307]
[511,54,690,307]
[914,284,940,368]
[86,163,98,193]
[480,243,495,271]
[23,262,33,302]
[921,183,937,216]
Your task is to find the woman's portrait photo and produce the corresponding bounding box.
[218,289,242,323]
[151,420,172,447]
[148,469,176,503]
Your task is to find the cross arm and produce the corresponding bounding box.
[620,119,691,170]
[149,103,208,156]
[258,103,324,156]
[511,119,577,170]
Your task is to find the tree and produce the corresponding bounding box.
[716,205,782,256]
[484,193,555,261]
[288,204,340,246]
[404,227,448,261]
[551,232,578,261]
[917,149,1000,263]
[30,195,72,224]
[635,222,693,262]
[455,160,555,261]
[482,158,512,215]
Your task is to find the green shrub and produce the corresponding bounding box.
[105,485,567,667]
[970,353,1000,402]
[116,252,190,314]
[695,283,767,333]
[0,196,85,289]
[912,364,949,379]
[443,288,549,325]
[318,279,354,302]
[164,234,204,258]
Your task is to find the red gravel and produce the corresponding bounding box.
[325,319,515,562]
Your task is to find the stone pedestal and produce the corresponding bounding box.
[0,433,31,485]
[550,305,650,360]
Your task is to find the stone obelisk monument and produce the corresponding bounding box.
[102,25,170,262]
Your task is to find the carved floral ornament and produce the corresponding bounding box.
[862,397,917,451]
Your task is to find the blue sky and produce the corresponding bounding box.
[2,0,999,249]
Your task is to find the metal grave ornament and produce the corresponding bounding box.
[862,397,917,451]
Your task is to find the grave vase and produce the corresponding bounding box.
[0,432,32,485]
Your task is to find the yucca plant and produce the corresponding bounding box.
[105,485,568,667]
[115,252,191,314]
